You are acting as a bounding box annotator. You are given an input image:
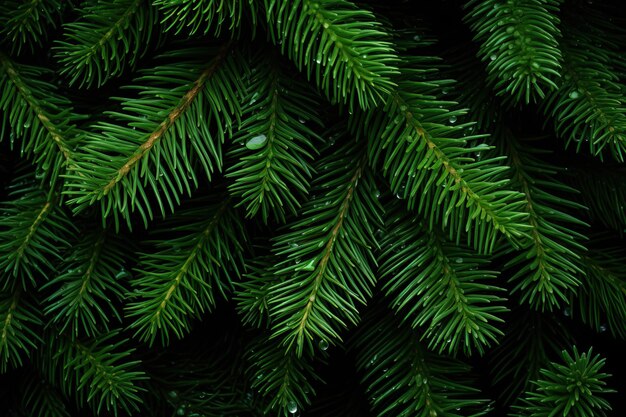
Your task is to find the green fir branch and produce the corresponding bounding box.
[266,137,383,357]
[126,197,246,345]
[54,0,158,88]
[227,51,322,223]
[41,227,128,337]
[352,308,490,417]
[20,373,70,417]
[0,290,42,372]
[63,45,244,229]
[0,52,82,185]
[263,0,399,110]
[464,0,562,104]
[358,52,530,253]
[247,335,320,416]
[154,0,256,37]
[0,175,75,290]
[380,200,507,356]
[45,330,148,416]
[573,238,626,339]
[543,22,626,162]
[490,311,572,404]
[499,134,588,310]
[511,347,614,417]
[0,0,64,54]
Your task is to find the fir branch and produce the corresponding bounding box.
[380,200,507,356]
[500,134,587,310]
[0,0,63,54]
[573,239,626,339]
[126,197,246,345]
[543,22,626,162]
[154,0,255,37]
[235,256,275,329]
[570,164,626,233]
[490,311,571,404]
[227,52,322,223]
[0,52,81,185]
[247,335,320,416]
[511,347,614,417]
[0,290,42,372]
[358,52,530,253]
[465,0,562,104]
[54,0,158,88]
[263,0,399,110]
[45,330,147,416]
[267,138,383,357]
[64,45,244,228]
[41,227,128,337]
[0,176,75,290]
[352,309,490,417]
[20,373,70,417]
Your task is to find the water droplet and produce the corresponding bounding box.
[246,134,267,150]
[249,92,259,105]
[115,267,131,279]
[599,324,607,332]
[413,34,421,41]
[176,406,186,416]
[490,54,497,61]
[569,90,580,99]
[449,115,457,124]
[24,120,32,128]
[168,390,179,399]
[287,400,298,414]
[563,307,571,317]
[298,259,316,271]
[442,87,450,95]
[454,257,463,264]
[298,118,306,124]
[319,339,329,351]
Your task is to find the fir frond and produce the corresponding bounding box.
[63,45,244,229]
[263,0,399,110]
[570,164,626,232]
[234,256,275,329]
[352,308,490,417]
[226,52,322,223]
[54,0,158,88]
[0,0,63,54]
[126,197,246,345]
[0,291,42,372]
[41,227,128,338]
[573,238,626,339]
[543,20,626,161]
[45,330,147,416]
[511,347,614,417]
[499,134,587,310]
[380,200,507,356]
[144,335,252,416]
[154,0,256,37]
[464,0,562,104]
[266,138,383,357]
[358,53,530,253]
[247,335,320,416]
[20,374,70,417]
[0,52,81,185]
[0,176,75,290]
[490,311,571,404]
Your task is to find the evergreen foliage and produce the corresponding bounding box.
[0,0,625,416]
